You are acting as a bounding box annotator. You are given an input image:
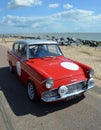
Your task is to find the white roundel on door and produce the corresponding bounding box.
[61,62,79,70]
[16,61,21,76]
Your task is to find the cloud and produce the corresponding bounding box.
[63,4,73,9]
[1,15,38,27]
[48,3,59,8]
[1,9,101,32]
[8,0,42,9]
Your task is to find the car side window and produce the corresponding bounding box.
[13,42,19,53]
[29,45,38,58]
[18,43,27,59]
[13,42,26,59]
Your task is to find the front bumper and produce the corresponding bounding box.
[41,78,94,102]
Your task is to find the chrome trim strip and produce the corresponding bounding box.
[41,77,54,84]
[70,79,77,83]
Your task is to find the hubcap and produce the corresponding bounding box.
[28,83,35,100]
[9,63,12,72]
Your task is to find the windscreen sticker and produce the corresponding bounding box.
[16,61,21,76]
[61,62,79,70]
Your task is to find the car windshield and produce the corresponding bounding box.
[29,44,63,58]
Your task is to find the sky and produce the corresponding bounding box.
[0,0,101,34]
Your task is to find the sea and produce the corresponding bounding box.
[0,33,101,42]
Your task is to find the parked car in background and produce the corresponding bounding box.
[7,40,94,102]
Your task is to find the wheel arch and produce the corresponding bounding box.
[9,60,12,64]
[8,60,14,73]
[27,78,39,95]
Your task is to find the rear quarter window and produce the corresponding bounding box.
[13,42,19,53]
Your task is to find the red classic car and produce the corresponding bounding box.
[7,39,94,102]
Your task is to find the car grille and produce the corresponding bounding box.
[66,81,87,94]
[42,89,59,98]
[42,81,87,98]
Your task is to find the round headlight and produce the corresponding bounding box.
[46,78,54,89]
[89,69,94,78]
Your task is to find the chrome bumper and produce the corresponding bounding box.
[41,78,94,103]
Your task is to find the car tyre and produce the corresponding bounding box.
[9,62,13,73]
[27,82,38,102]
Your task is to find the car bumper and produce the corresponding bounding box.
[41,78,94,103]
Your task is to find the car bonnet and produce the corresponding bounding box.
[27,56,85,81]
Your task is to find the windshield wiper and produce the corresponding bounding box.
[44,55,55,58]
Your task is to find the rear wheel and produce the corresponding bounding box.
[27,82,38,101]
[9,62,13,73]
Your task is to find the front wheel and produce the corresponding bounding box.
[27,82,38,101]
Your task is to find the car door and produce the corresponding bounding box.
[11,42,21,74]
[16,42,29,84]
[12,42,28,83]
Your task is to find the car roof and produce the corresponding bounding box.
[15,39,58,46]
